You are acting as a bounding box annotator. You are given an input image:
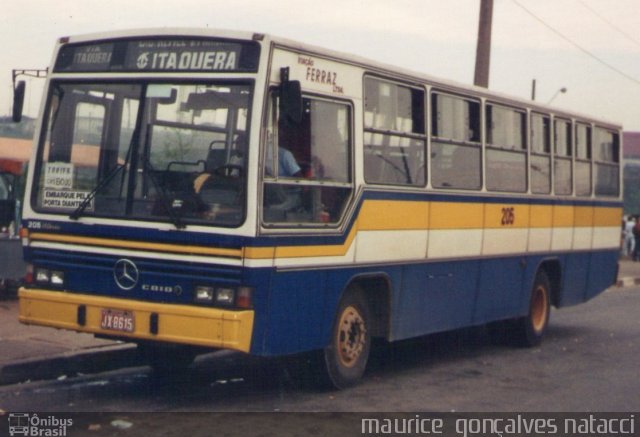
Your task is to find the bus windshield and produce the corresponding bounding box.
[32,81,252,227]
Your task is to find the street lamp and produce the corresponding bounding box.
[547,87,567,105]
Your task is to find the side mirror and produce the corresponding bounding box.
[12,80,26,123]
[279,68,302,124]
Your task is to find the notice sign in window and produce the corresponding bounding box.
[42,189,93,210]
[44,162,74,190]
[41,162,93,210]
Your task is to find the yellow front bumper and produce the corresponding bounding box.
[19,288,254,353]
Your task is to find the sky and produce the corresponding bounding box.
[2,0,640,130]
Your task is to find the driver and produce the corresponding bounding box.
[277,147,302,178]
[264,146,303,212]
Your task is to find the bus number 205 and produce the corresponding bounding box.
[501,207,515,226]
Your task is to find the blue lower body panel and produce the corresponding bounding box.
[252,249,618,356]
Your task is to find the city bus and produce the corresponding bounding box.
[15,29,622,388]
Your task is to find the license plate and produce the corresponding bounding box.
[100,309,135,333]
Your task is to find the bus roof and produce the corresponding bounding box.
[54,28,622,130]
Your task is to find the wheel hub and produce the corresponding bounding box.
[337,305,367,368]
[531,285,549,333]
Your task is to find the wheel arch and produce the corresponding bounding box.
[535,258,562,308]
[340,272,393,340]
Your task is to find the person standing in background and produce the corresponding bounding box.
[623,215,636,257]
[633,215,640,262]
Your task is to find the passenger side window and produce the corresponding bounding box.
[575,122,592,197]
[485,103,527,192]
[363,77,426,186]
[431,92,481,190]
[263,93,353,225]
[530,112,551,194]
[593,127,620,197]
[554,118,573,195]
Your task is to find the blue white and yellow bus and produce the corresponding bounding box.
[15,29,622,388]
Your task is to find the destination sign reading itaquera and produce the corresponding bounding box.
[54,37,260,73]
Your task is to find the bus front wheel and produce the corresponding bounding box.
[323,288,372,389]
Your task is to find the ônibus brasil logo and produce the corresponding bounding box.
[7,413,73,436]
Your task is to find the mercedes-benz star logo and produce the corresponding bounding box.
[113,259,139,290]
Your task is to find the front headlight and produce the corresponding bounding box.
[215,288,235,305]
[35,268,50,283]
[195,286,215,303]
[33,267,65,287]
[50,270,65,286]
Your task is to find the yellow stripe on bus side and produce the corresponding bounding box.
[29,232,243,258]
[574,206,594,227]
[594,207,623,227]
[27,201,621,262]
[358,200,429,230]
[529,205,553,228]
[553,205,575,227]
[430,202,484,229]
[274,224,358,259]
[483,204,530,229]
[242,246,276,260]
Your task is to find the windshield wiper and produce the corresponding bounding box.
[143,155,186,230]
[69,164,125,220]
[140,127,185,230]
[70,120,138,220]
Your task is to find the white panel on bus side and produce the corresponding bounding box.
[270,47,363,101]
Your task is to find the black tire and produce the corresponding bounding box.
[486,319,509,345]
[322,288,372,389]
[137,342,197,377]
[511,270,552,347]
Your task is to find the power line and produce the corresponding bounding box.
[576,0,640,50]
[510,0,640,87]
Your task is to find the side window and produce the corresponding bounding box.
[575,122,592,197]
[431,92,481,190]
[593,127,620,197]
[530,112,551,194]
[74,102,106,189]
[485,103,527,192]
[554,118,572,195]
[38,84,133,216]
[363,77,426,186]
[263,93,353,225]
[46,98,107,191]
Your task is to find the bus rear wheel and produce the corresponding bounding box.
[322,288,371,389]
[512,270,551,347]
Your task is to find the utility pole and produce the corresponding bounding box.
[474,0,493,88]
[531,79,536,100]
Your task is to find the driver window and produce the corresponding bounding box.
[263,93,353,225]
